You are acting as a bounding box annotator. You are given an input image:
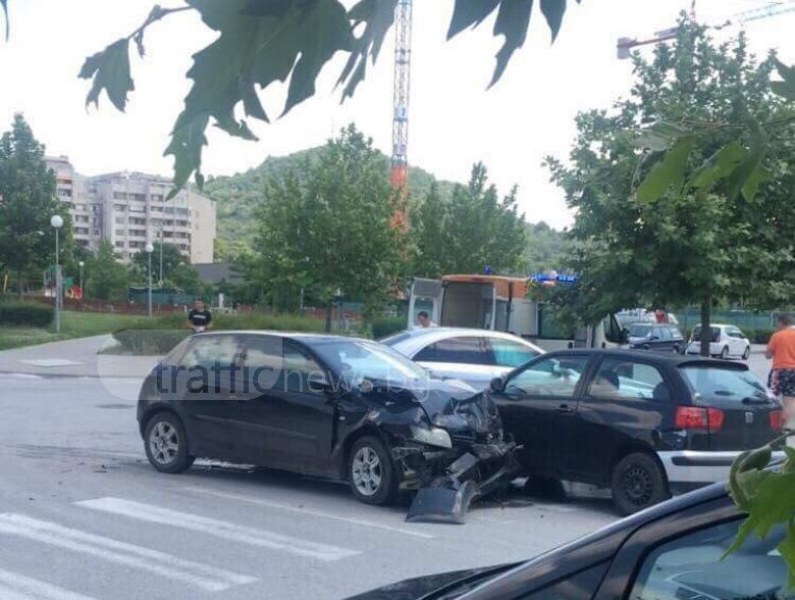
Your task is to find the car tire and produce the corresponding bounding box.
[143,412,195,474]
[611,452,668,516]
[347,436,399,506]
[720,346,729,360]
[642,344,650,351]
[742,345,751,360]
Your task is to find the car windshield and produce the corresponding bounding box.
[680,366,770,402]
[629,324,652,337]
[313,339,428,387]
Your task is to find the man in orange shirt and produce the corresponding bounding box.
[766,314,795,434]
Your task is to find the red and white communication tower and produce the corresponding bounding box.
[390,0,412,229]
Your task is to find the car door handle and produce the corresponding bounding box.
[556,404,574,414]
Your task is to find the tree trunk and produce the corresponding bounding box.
[325,301,333,333]
[699,293,712,357]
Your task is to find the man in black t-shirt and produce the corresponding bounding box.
[187,299,212,333]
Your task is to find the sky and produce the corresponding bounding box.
[0,0,793,230]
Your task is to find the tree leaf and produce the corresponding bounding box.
[778,521,795,590]
[336,0,397,101]
[447,0,501,39]
[772,60,795,101]
[687,141,744,190]
[726,128,768,203]
[1,0,8,40]
[635,120,690,152]
[540,0,565,42]
[635,136,694,204]
[490,0,534,88]
[167,0,354,192]
[741,163,769,203]
[78,39,134,112]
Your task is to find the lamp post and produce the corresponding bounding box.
[50,215,64,333]
[78,260,84,302]
[145,243,154,317]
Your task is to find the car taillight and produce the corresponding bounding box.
[770,410,785,432]
[675,406,724,432]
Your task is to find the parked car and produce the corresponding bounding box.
[136,332,516,508]
[686,323,751,359]
[346,480,789,600]
[381,327,544,391]
[625,322,685,353]
[487,349,783,514]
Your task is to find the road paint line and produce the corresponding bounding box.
[76,497,359,561]
[183,487,436,539]
[0,568,97,600]
[0,514,256,592]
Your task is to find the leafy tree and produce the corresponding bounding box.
[2,0,578,193]
[0,114,70,295]
[85,240,129,301]
[546,22,794,354]
[522,221,570,273]
[131,241,186,285]
[250,124,405,329]
[412,163,527,277]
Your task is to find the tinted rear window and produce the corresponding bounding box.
[680,366,769,403]
[629,324,652,337]
[691,326,720,342]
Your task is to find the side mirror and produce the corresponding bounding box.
[490,377,505,393]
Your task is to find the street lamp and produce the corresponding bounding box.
[145,243,154,317]
[50,215,64,333]
[78,261,84,302]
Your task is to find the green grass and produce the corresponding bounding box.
[0,311,145,351]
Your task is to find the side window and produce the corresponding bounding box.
[659,328,672,341]
[241,336,283,393]
[282,345,324,394]
[628,518,787,600]
[504,355,590,398]
[179,335,241,369]
[489,338,540,368]
[414,337,490,365]
[651,327,663,340]
[587,358,670,401]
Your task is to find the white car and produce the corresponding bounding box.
[381,327,545,391]
[685,323,751,360]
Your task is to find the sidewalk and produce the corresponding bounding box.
[0,335,162,378]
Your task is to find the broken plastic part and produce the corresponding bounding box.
[405,479,480,524]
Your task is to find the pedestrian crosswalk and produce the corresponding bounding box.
[0,568,97,600]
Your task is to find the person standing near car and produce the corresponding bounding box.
[766,314,795,442]
[415,311,437,329]
[187,299,213,333]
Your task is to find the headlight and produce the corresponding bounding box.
[410,425,453,449]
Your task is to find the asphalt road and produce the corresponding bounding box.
[0,373,617,600]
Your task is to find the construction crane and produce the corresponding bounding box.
[617,0,795,58]
[390,0,412,231]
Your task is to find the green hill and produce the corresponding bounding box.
[204,147,569,272]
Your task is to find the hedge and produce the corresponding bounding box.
[0,301,54,327]
[371,316,407,339]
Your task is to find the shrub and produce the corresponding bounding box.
[0,301,54,327]
[371,316,407,340]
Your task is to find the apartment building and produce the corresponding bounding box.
[46,157,216,264]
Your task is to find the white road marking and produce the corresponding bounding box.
[0,514,256,592]
[183,486,436,539]
[76,497,359,561]
[0,568,97,600]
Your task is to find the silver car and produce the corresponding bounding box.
[381,327,544,391]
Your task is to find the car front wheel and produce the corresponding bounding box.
[143,412,195,474]
[611,452,668,516]
[347,436,399,506]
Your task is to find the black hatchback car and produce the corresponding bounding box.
[488,350,784,514]
[136,332,515,507]
[347,481,791,599]
[626,322,686,353]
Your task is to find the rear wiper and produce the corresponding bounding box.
[741,396,773,405]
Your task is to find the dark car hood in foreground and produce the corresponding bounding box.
[343,564,518,600]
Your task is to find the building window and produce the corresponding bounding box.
[115,217,125,224]
[115,229,125,236]
[114,204,126,211]
[113,192,128,200]
[115,241,124,248]
[132,193,147,201]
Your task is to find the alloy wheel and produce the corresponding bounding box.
[351,446,383,497]
[148,421,180,466]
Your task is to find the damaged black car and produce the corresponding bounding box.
[136,332,518,522]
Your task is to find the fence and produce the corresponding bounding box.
[674,307,783,334]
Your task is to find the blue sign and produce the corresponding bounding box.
[528,273,578,284]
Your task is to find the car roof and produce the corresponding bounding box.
[543,348,748,369]
[188,330,371,345]
[382,327,545,352]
